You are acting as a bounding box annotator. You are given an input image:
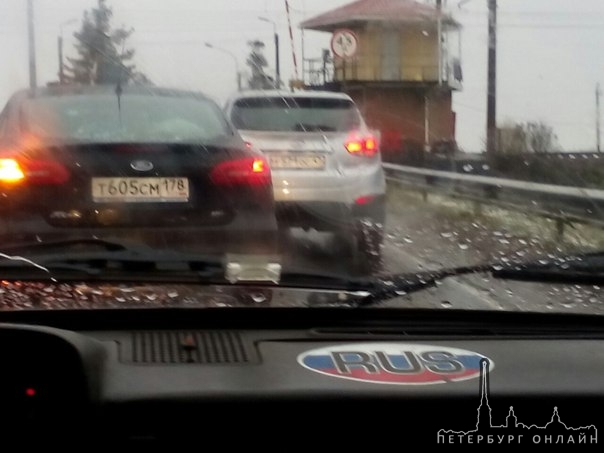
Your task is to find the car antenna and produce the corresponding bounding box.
[115,80,123,123]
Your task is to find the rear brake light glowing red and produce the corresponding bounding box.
[0,156,69,185]
[210,157,271,186]
[355,195,376,205]
[22,159,70,184]
[345,133,379,157]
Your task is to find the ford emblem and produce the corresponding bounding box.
[130,160,154,172]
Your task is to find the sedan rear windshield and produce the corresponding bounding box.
[20,94,232,144]
[230,97,362,132]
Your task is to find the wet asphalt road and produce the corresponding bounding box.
[0,190,601,314]
[274,202,603,315]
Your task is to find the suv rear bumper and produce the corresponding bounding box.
[276,195,386,231]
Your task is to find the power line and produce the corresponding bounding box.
[460,22,604,29]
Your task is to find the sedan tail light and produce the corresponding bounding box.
[210,156,271,186]
[0,156,70,185]
[0,159,25,183]
[345,133,379,157]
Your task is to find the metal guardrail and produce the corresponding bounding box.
[383,163,604,238]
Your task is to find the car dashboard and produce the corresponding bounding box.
[1,307,604,448]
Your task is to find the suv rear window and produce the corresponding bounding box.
[230,96,361,132]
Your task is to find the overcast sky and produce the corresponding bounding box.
[0,0,603,152]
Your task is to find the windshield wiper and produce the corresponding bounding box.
[0,237,137,255]
[0,240,226,282]
[0,239,284,284]
[355,251,604,307]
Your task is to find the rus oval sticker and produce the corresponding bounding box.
[297,343,494,385]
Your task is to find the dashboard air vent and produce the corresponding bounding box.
[125,331,254,364]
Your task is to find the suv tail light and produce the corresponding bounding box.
[345,133,379,157]
[0,156,69,185]
[210,156,271,186]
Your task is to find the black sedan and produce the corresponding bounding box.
[0,84,277,256]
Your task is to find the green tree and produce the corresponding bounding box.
[65,0,148,85]
[246,40,275,89]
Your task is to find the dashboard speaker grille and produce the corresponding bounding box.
[127,331,253,364]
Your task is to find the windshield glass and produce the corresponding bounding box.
[0,0,602,315]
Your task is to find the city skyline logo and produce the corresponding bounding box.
[437,359,598,446]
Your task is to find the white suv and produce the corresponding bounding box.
[224,90,386,273]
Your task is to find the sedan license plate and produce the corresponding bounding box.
[268,154,326,170]
[92,177,189,203]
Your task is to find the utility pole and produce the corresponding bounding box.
[597,83,602,153]
[27,0,37,89]
[275,32,281,88]
[437,0,443,85]
[486,0,497,155]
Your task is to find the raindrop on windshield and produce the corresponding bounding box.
[440,232,453,238]
[458,243,469,250]
[440,300,452,308]
[250,293,267,303]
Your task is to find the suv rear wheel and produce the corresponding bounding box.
[351,218,384,275]
[333,217,384,276]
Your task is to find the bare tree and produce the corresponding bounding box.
[496,120,561,153]
[525,121,560,153]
